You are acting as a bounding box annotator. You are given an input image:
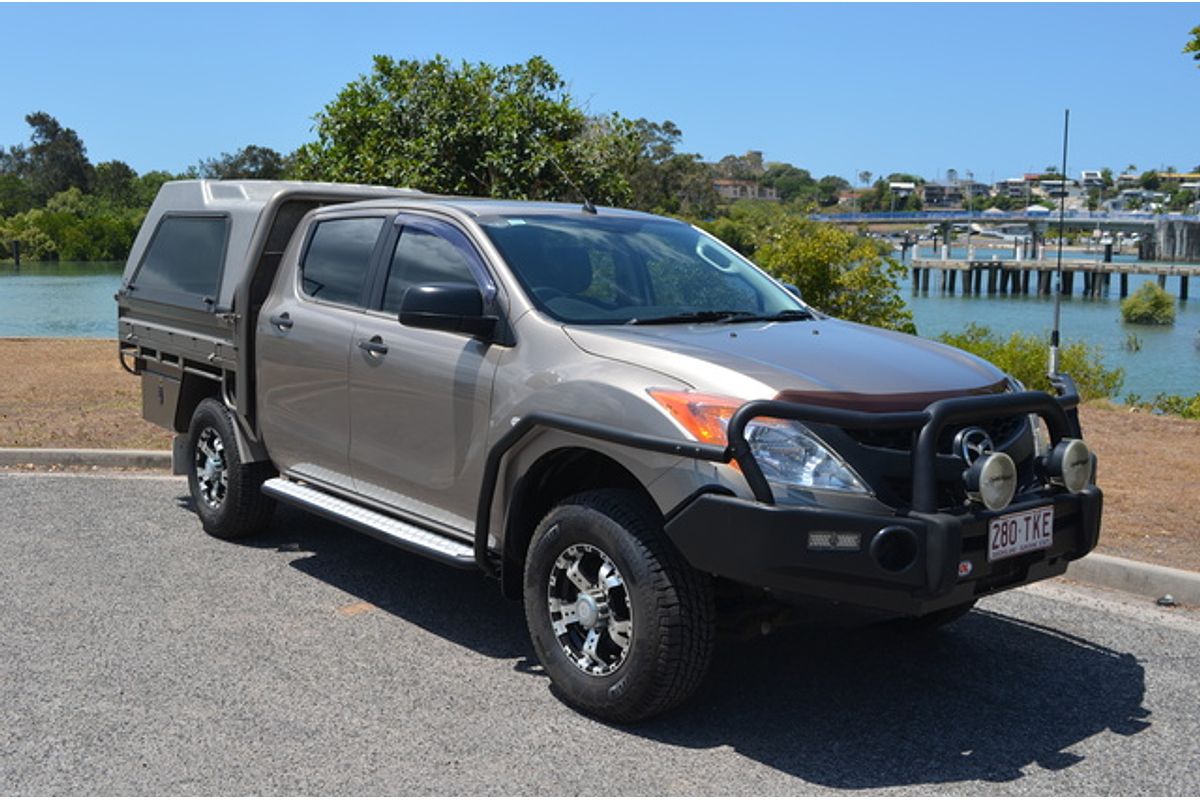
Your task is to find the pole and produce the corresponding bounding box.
[1049,109,1069,377]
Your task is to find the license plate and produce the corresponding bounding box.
[988,506,1054,562]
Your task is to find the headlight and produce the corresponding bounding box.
[744,419,868,493]
[1029,414,1052,457]
[646,389,869,495]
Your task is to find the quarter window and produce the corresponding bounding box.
[300,217,385,306]
[382,222,480,313]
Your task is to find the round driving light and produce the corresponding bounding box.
[1046,438,1091,493]
[963,451,1017,511]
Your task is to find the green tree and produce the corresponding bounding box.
[701,204,914,333]
[626,119,718,218]
[1139,170,1161,190]
[714,151,765,180]
[1187,25,1200,65]
[0,173,34,216]
[197,144,289,180]
[761,162,816,203]
[93,160,139,206]
[815,174,850,207]
[293,55,637,204]
[3,112,94,203]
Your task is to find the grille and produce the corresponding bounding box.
[844,414,1027,454]
[833,415,1032,510]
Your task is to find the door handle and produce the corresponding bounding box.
[357,335,388,356]
[269,312,293,331]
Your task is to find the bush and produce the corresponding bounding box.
[698,203,916,334]
[937,324,1124,401]
[1121,282,1176,325]
[1124,392,1200,419]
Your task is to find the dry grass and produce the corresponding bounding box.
[1,338,1196,570]
[0,338,171,450]
[1077,404,1200,572]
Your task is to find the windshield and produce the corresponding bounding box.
[477,214,809,325]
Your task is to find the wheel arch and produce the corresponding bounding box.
[500,447,658,600]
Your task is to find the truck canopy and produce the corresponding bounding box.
[121,180,421,311]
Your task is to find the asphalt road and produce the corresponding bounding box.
[2,472,1198,795]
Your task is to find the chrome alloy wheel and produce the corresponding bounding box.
[546,541,634,677]
[194,426,228,509]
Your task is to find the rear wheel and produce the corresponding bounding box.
[186,398,275,540]
[523,489,715,722]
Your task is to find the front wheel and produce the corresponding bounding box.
[523,490,715,722]
[186,398,275,540]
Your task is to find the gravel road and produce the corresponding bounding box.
[2,472,1197,795]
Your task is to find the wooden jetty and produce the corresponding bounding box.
[909,258,1199,300]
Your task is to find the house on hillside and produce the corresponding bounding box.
[713,179,779,201]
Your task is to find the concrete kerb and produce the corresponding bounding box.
[0,447,171,470]
[1,447,1197,605]
[1065,552,1200,607]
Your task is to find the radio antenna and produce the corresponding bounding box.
[1049,109,1070,377]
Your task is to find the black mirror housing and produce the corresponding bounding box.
[399,283,497,339]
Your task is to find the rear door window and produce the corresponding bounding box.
[131,215,228,303]
[300,217,386,307]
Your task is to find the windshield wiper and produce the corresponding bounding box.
[721,308,814,323]
[627,310,757,326]
[627,308,814,325]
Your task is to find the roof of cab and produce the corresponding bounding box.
[314,195,663,220]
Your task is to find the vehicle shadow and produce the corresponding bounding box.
[632,609,1150,788]
[215,501,534,661]
[203,499,1150,789]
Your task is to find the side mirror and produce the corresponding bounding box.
[783,283,803,300]
[399,283,497,340]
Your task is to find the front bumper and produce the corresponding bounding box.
[664,486,1103,615]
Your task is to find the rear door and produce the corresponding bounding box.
[257,213,387,490]
[348,214,502,534]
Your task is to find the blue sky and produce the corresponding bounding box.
[4,3,1198,183]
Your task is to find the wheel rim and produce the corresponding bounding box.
[193,426,228,510]
[546,539,633,677]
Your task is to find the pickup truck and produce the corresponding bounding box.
[118,180,1102,721]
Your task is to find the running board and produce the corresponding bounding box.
[262,478,477,570]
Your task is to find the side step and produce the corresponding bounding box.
[262,478,477,570]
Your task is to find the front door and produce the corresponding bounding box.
[349,216,501,535]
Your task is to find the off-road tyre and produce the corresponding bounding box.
[186,398,275,540]
[523,489,715,723]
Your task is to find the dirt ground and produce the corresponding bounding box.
[0,339,171,450]
[1,338,1196,571]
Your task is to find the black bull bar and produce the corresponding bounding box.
[473,376,1083,576]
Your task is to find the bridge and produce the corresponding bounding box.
[908,257,1197,299]
[810,210,1200,263]
[810,210,1200,229]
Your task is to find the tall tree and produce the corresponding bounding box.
[197,145,288,180]
[626,119,717,218]
[11,112,94,203]
[858,170,872,188]
[93,160,139,206]
[293,55,637,205]
[1185,24,1200,66]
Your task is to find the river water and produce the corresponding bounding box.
[1,256,1196,398]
